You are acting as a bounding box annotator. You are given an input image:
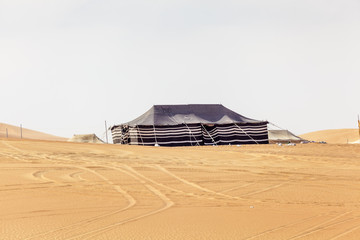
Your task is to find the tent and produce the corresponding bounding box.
[68,134,104,144]
[268,130,304,143]
[110,104,269,146]
[350,139,360,144]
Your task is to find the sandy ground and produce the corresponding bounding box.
[1,139,360,240]
[0,123,66,141]
[300,129,359,144]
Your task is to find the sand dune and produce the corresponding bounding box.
[1,139,360,239]
[0,122,66,141]
[300,128,359,144]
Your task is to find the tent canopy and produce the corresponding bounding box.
[115,104,266,127]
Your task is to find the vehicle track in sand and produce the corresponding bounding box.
[64,164,174,240]
[153,165,239,200]
[241,213,327,240]
[3,140,360,239]
[23,165,136,240]
[68,171,85,181]
[329,222,360,240]
[32,170,54,182]
[0,143,137,240]
[20,150,176,240]
[286,211,354,240]
[77,184,174,240]
[219,182,256,193]
[238,182,288,198]
[119,164,227,201]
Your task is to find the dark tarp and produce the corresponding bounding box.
[111,104,268,146]
[114,104,264,128]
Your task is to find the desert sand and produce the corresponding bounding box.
[0,123,66,141]
[1,138,360,239]
[300,129,359,144]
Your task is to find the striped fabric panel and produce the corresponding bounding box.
[202,123,268,145]
[111,127,129,144]
[111,123,268,146]
[131,124,203,146]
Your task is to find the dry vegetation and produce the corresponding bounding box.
[1,138,360,239]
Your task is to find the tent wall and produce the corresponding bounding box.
[132,124,202,147]
[202,123,269,145]
[111,125,130,144]
[111,122,268,146]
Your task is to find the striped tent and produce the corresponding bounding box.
[110,104,269,146]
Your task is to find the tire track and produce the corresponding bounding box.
[154,165,238,200]
[23,166,136,240]
[65,165,174,240]
[329,221,360,240]
[287,211,353,240]
[120,164,219,201]
[1,140,24,152]
[28,157,174,240]
[69,171,85,181]
[239,182,287,198]
[77,184,174,240]
[242,213,326,240]
[288,217,358,240]
[17,151,137,240]
[220,182,256,193]
[32,170,54,183]
[0,151,32,163]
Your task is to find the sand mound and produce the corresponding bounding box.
[68,134,104,143]
[300,128,359,144]
[0,122,66,141]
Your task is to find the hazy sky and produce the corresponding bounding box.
[1,0,359,140]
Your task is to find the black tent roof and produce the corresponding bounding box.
[115,104,267,127]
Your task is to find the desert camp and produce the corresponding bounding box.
[110,104,269,146]
[2,1,360,239]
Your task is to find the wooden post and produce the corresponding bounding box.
[105,121,109,144]
[358,115,360,138]
[6,128,8,138]
[20,124,22,139]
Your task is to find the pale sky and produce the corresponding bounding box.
[1,0,359,141]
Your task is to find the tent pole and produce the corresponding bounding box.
[105,121,109,144]
[358,115,360,138]
[269,122,286,130]
[184,122,200,146]
[137,126,145,146]
[164,111,201,146]
[185,123,192,146]
[153,125,158,146]
[234,123,259,144]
